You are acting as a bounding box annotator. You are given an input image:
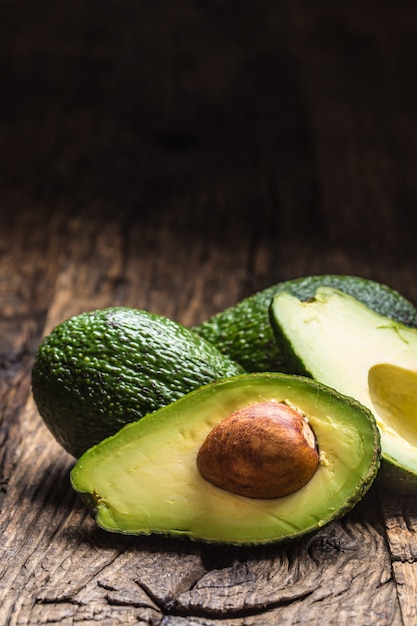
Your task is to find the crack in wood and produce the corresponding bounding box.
[140,577,316,621]
[35,595,83,607]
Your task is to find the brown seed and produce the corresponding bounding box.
[197,401,319,498]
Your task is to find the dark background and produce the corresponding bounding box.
[2,0,417,309]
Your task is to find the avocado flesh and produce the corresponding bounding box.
[270,287,417,490]
[193,275,417,372]
[31,307,245,458]
[70,373,380,545]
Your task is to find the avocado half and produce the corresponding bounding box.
[193,275,417,372]
[70,373,380,546]
[270,287,417,493]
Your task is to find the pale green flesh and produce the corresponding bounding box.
[271,287,417,479]
[71,373,379,545]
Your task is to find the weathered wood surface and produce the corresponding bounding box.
[1,1,417,624]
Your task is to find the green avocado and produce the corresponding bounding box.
[31,307,245,458]
[270,287,417,492]
[70,372,380,545]
[193,275,417,372]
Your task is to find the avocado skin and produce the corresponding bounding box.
[193,275,417,372]
[377,457,417,495]
[70,372,381,545]
[32,307,245,458]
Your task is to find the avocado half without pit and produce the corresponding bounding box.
[70,372,380,546]
[270,286,417,492]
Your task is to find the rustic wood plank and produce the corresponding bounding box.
[381,493,417,625]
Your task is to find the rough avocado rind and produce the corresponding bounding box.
[270,287,417,493]
[70,372,380,546]
[31,307,245,458]
[193,275,417,372]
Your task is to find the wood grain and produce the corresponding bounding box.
[1,0,417,623]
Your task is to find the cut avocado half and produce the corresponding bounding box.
[71,372,380,546]
[270,287,417,492]
[193,275,417,372]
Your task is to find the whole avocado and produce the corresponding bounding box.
[32,307,245,458]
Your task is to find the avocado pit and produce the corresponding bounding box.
[197,401,319,498]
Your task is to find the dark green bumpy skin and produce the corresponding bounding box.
[193,275,417,372]
[32,307,245,458]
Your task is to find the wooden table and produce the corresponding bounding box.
[1,1,417,623]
